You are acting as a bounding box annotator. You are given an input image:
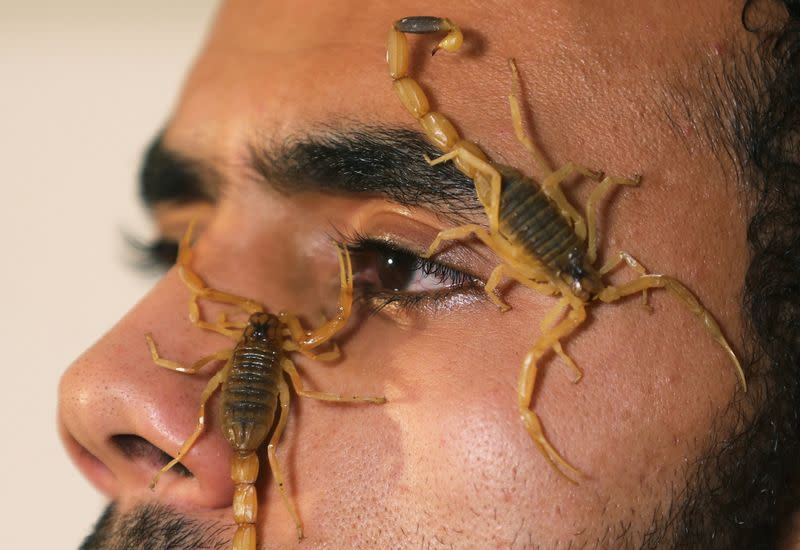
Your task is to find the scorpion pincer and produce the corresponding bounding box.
[388,16,746,481]
[145,224,386,549]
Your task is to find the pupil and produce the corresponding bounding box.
[378,249,415,291]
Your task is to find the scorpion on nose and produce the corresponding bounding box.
[146,224,386,549]
[388,16,745,481]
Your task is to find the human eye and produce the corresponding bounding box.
[342,233,484,314]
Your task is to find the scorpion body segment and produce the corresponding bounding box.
[146,225,386,549]
[389,16,745,481]
[496,164,603,300]
[222,313,283,454]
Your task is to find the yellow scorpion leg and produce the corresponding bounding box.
[518,298,586,482]
[176,222,264,337]
[539,297,584,383]
[507,59,552,175]
[267,376,303,540]
[426,147,502,232]
[149,360,232,489]
[585,175,642,265]
[597,271,746,391]
[424,224,509,304]
[281,357,386,404]
[598,250,652,309]
[485,263,560,312]
[145,335,232,374]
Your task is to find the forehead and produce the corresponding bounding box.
[165,0,740,168]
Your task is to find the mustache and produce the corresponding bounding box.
[79,502,230,550]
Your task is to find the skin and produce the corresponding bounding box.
[58,0,768,547]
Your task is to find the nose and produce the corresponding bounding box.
[58,267,237,509]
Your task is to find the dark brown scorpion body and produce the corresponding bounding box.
[497,164,603,300]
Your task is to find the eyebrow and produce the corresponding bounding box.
[139,126,484,221]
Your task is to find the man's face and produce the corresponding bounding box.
[59,0,753,547]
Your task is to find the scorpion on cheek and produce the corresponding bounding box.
[145,224,386,549]
[388,16,746,481]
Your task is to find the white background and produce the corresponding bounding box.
[0,1,219,546]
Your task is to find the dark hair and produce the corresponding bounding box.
[684,1,800,547]
[739,0,800,542]
[640,2,800,547]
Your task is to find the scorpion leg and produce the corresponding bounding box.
[539,297,584,383]
[281,357,386,404]
[507,59,552,175]
[145,334,232,374]
[267,376,304,540]
[281,336,342,362]
[426,147,503,232]
[425,224,508,303]
[597,273,746,391]
[176,223,263,336]
[518,298,586,482]
[424,223,501,260]
[585,175,642,264]
[282,244,353,350]
[485,263,559,311]
[484,264,514,311]
[598,250,651,309]
[149,360,232,489]
[211,311,249,332]
[538,163,603,243]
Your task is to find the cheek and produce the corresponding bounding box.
[309,289,742,539]
[312,311,589,537]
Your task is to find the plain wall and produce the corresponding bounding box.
[0,1,219,546]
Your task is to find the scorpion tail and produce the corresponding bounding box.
[231,452,260,550]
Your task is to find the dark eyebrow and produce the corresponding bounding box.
[139,126,484,221]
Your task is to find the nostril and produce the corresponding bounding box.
[60,428,117,497]
[112,434,194,479]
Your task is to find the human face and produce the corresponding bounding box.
[59,0,754,547]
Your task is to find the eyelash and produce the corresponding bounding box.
[134,232,483,313]
[130,236,180,271]
[339,231,482,314]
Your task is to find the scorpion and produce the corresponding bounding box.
[146,224,386,549]
[388,16,746,480]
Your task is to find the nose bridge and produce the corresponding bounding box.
[190,218,341,318]
[58,267,238,509]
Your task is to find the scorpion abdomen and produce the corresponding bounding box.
[221,329,282,453]
[497,165,585,277]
